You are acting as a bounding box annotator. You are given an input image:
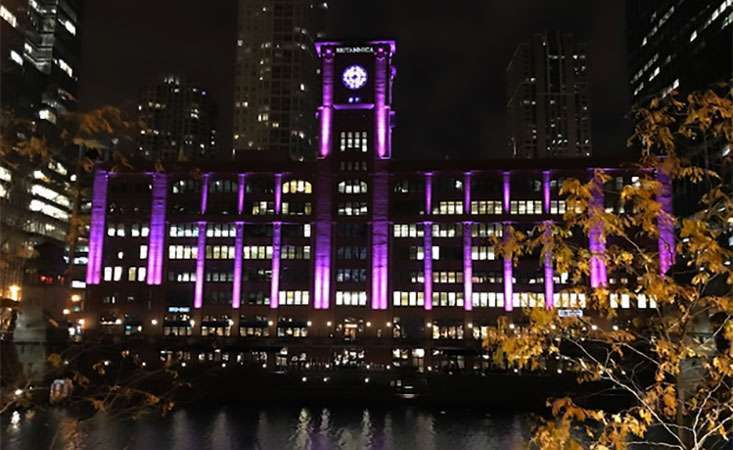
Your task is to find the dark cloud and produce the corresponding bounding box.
[80,1,627,160]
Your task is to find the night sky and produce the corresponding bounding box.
[80,1,628,160]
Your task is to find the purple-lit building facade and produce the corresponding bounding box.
[76,41,672,370]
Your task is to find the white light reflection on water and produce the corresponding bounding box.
[1,405,532,450]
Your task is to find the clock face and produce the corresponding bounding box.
[342,65,368,90]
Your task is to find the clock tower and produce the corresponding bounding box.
[312,40,396,314]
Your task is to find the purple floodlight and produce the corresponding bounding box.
[657,169,675,274]
[146,173,167,285]
[463,222,473,311]
[194,221,206,309]
[200,173,210,214]
[423,222,432,310]
[503,224,513,312]
[464,172,472,215]
[424,172,432,215]
[237,173,246,214]
[274,173,282,215]
[543,171,551,213]
[86,170,108,285]
[544,222,554,309]
[503,172,511,213]
[589,174,607,288]
[314,221,331,309]
[374,46,390,159]
[318,47,334,158]
[270,222,281,309]
[232,222,243,309]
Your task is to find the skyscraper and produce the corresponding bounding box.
[506,31,592,159]
[0,0,82,298]
[232,0,327,162]
[627,0,732,105]
[137,75,217,162]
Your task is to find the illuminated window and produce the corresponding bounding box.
[339,131,368,152]
[282,180,312,194]
[432,292,464,307]
[471,246,495,261]
[167,245,198,260]
[471,292,504,308]
[471,201,502,215]
[335,291,367,306]
[433,201,463,215]
[337,180,368,194]
[393,291,424,307]
[279,291,309,306]
[393,224,423,238]
[242,246,273,259]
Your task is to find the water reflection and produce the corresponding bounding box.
[2,405,532,450]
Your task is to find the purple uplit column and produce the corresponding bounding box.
[542,171,551,213]
[423,222,433,310]
[542,173,554,309]
[371,168,389,310]
[232,222,244,309]
[589,173,608,288]
[237,173,246,214]
[544,222,554,309]
[194,221,206,309]
[146,173,168,285]
[425,172,432,215]
[374,46,391,159]
[314,222,331,310]
[194,176,209,309]
[270,222,281,309]
[200,173,210,214]
[86,170,109,285]
[423,173,433,310]
[274,173,282,215]
[318,47,334,158]
[502,172,512,311]
[463,222,473,311]
[503,225,513,312]
[657,168,675,274]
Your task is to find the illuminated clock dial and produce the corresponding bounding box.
[342,65,368,90]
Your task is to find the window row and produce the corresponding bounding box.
[108,223,150,238]
[282,245,310,260]
[279,290,309,305]
[335,291,367,306]
[336,268,367,283]
[337,201,368,216]
[338,180,368,194]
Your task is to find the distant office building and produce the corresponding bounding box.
[506,31,592,159]
[137,75,217,162]
[627,0,732,105]
[232,0,327,161]
[0,0,83,299]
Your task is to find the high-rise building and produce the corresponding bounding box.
[627,0,732,106]
[137,75,217,162]
[0,0,82,299]
[506,32,592,159]
[232,0,327,162]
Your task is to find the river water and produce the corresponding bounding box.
[2,405,533,450]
